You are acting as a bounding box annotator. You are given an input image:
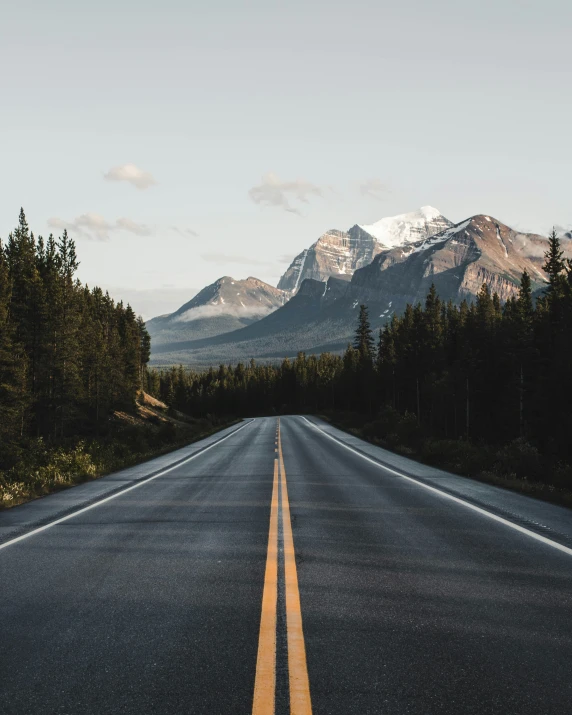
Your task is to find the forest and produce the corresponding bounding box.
[0,209,150,452]
[0,210,211,507]
[148,230,572,496]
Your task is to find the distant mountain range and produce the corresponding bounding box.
[148,208,570,366]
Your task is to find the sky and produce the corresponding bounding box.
[1,0,570,319]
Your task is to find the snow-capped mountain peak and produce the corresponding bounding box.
[358,206,452,249]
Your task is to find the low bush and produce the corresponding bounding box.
[0,416,236,509]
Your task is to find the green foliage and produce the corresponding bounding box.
[0,209,151,466]
[353,304,375,358]
[0,417,231,508]
[543,228,566,298]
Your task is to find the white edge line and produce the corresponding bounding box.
[301,416,572,558]
[0,419,255,552]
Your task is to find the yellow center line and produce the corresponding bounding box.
[252,458,279,715]
[252,420,312,715]
[278,420,313,715]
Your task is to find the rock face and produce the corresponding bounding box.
[277,227,375,292]
[351,215,553,307]
[277,207,452,292]
[146,276,287,348]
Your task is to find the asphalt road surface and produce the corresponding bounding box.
[1,416,571,715]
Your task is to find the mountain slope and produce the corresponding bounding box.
[277,207,452,292]
[351,214,557,305]
[150,216,570,366]
[147,276,287,346]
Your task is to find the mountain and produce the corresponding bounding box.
[277,207,452,292]
[150,215,570,367]
[146,276,287,347]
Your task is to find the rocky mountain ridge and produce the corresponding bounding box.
[277,207,452,292]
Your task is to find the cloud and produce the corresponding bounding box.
[48,214,198,242]
[170,226,199,238]
[555,225,572,240]
[104,163,156,190]
[201,252,272,267]
[174,303,276,324]
[48,213,113,241]
[248,172,323,215]
[358,178,390,202]
[116,217,152,236]
[48,213,151,241]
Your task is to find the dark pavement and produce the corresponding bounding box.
[1,416,571,714]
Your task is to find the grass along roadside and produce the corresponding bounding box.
[317,408,572,509]
[0,394,238,509]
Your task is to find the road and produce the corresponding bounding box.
[1,416,571,714]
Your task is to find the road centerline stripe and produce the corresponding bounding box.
[278,420,313,715]
[252,458,280,715]
[252,419,313,715]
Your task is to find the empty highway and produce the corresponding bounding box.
[1,416,571,714]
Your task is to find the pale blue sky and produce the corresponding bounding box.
[1,0,570,318]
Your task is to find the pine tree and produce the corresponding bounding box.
[517,270,533,319]
[543,228,565,296]
[353,304,374,357]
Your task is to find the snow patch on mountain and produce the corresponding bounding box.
[409,219,472,254]
[359,206,452,248]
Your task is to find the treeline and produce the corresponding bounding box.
[0,209,150,467]
[149,230,572,484]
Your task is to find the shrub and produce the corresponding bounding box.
[493,438,542,482]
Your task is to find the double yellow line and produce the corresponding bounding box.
[252,420,312,715]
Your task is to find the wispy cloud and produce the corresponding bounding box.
[174,303,277,324]
[48,213,151,241]
[104,163,156,190]
[358,178,390,202]
[116,217,152,236]
[170,226,199,238]
[48,214,198,242]
[201,252,272,267]
[278,253,296,264]
[248,172,323,215]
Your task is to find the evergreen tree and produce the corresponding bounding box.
[543,228,565,297]
[353,304,374,357]
[517,270,533,319]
